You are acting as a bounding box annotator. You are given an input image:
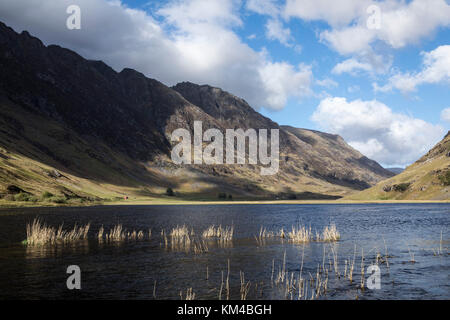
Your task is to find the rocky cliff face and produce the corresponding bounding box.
[0,21,394,201]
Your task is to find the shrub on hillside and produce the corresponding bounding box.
[14,193,31,202]
[439,171,450,186]
[50,196,67,204]
[42,191,54,199]
[166,187,175,196]
[393,183,411,192]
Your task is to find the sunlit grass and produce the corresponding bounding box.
[24,218,90,246]
[202,225,234,242]
[280,223,340,244]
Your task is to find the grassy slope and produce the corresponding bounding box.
[346,132,450,201]
[0,98,351,207]
[1,96,448,206]
[0,96,165,205]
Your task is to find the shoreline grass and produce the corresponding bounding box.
[2,197,449,210]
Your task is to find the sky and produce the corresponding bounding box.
[0,0,449,167]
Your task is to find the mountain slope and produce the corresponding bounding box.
[0,21,393,203]
[347,132,450,200]
[385,168,404,175]
[172,82,393,192]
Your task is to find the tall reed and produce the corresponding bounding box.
[25,218,90,246]
[202,225,234,242]
[280,223,340,244]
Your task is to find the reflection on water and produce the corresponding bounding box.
[0,204,448,300]
[25,240,91,259]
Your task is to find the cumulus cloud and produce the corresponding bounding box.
[320,25,375,56]
[316,78,338,88]
[315,0,450,55]
[311,97,445,166]
[0,0,313,111]
[259,61,312,110]
[332,50,393,77]
[332,58,373,75]
[246,0,280,17]
[265,18,293,46]
[246,0,298,48]
[375,45,450,93]
[441,108,450,123]
[285,0,450,76]
[284,0,369,27]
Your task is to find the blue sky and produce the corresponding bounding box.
[0,0,449,167]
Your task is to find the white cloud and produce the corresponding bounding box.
[157,0,242,31]
[332,58,373,75]
[246,1,297,48]
[284,0,369,27]
[316,78,338,88]
[320,26,375,55]
[441,108,450,122]
[259,62,312,110]
[0,0,313,111]
[246,0,280,17]
[265,18,293,46]
[311,97,445,166]
[332,50,393,76]
[376,0,450,49]
[315,0,450,55]
[375,45,450,93]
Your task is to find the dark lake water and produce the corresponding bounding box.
[0,204,448,300]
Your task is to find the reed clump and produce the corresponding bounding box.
[25,218,90,246]
[170,225,194,246]
[105,224,126,242]
[202,225,234,242]
[255,226,275,245]
[286,225,313,243]
[99,224,148,242]
[281,223,340,244]
[181,287,195,300]
[273,251,329,300]
[319,224,341,242]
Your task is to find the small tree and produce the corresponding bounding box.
[166,187,175,196]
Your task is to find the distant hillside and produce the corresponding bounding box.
[0,21,394,204]
[385,167,404,175]
[347,132,450,201]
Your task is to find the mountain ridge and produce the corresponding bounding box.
[0,21,394,203]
